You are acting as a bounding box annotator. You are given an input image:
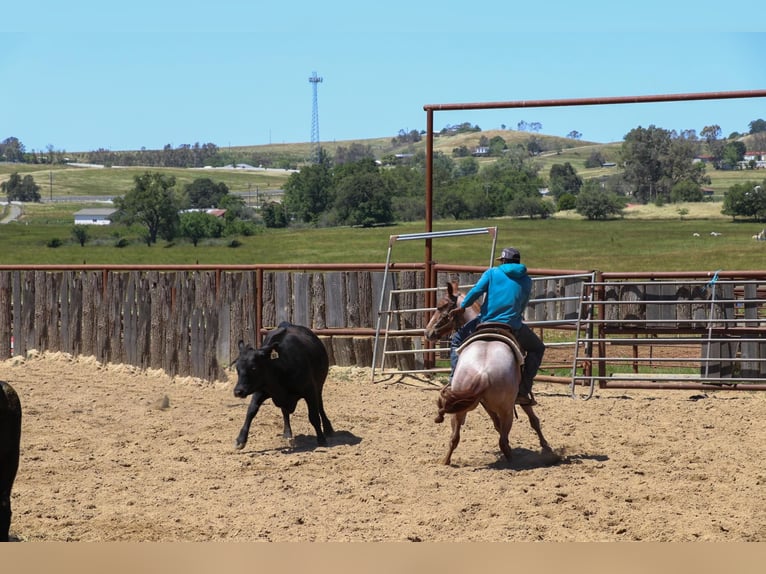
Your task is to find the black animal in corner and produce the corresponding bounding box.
[1,380,22,542]
[233,322,334,449]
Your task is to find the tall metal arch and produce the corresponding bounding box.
[421,89,766,315]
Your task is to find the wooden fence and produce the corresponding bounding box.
[3,265,765,389]
[0,265,427,382]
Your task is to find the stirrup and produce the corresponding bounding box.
[515,392,536,406]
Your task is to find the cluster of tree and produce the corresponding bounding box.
[516,121,543,133]
[544,125,720,219]
[722,180,766,221]
[280,145,556,227]
[82,143,220,168]
[0,137,25,162]
[1,172,41,202]
[439,122,481,136]
[282,152,398,228]
[110,173,253,246]
[390,129,422,146]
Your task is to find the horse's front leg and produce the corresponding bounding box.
[441,412,466,465]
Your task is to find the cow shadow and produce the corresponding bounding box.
[246,429,362,455]
[483,449,608,471]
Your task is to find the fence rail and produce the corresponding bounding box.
[571,272,766,398]
[2,265,766,391]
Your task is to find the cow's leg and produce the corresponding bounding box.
[0,489,11,542]
[520,404,552,452]
[317,396,334,437]
[303,396,327,446]
[0,436,19,542]
[235,391,268,450]
[280,408,294,441]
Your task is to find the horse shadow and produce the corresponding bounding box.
[245,429,362,455]
[483,448,608,471]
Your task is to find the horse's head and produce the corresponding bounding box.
[424,281,462,341]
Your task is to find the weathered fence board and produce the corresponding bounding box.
[3,268,765,387]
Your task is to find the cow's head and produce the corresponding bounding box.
[232,338,282,398]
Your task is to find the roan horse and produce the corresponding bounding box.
[424,280,553,465]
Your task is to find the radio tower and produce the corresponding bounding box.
[309,71,323,164]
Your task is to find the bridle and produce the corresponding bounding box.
[428,293,459,339]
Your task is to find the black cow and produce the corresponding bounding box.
[1,381,22,542]
[233,322,334,449]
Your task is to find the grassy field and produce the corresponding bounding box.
[2,133,765,270]
[2,206,765,271]
[0,164,291,198]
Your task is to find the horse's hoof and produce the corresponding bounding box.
[234,442,245,450]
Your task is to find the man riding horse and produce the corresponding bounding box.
[449,247,545,406]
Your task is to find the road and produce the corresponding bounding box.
[0,202,22,224]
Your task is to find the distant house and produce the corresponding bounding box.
[472,146,490,157]
[74,208,117,225]
[180,208,227,218]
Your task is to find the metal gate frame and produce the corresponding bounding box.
[371,227,497,382]
[570,273,766,399]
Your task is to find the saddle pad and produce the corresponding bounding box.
[456,332,525,366]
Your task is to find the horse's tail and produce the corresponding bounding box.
[434,385,480,423]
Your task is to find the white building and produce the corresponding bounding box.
[74,208,117,225]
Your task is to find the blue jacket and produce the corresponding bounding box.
[460,262,531,330]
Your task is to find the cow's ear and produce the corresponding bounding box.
[257,343,279,360]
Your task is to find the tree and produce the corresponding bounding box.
[575,180,626,220]
[1,172,41,202]
[261,201,288,228]
[184,178,229,208]
[334,143,374,165]
[567,130,582,140]
[508,196,554,219]
[548,163,582,199]
[179,211,224,246]
[557,193,577,211]
[585,150,607,168]
[749,119,766,134]
[721,141,746,169]
[282,153,332,224]
[113,172,180,244]
[488,135,507,156]
[621,126,671,203]
[0,137,25,162]
[620,126,707,204]
[455,157,479,178]
[721,181,766,221]
[670,180,703,203]
[333,159,393,227]
[71,225,90,247]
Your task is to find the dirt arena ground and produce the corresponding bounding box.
[2,350,765,542]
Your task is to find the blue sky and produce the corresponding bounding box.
[2,2,764,153]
